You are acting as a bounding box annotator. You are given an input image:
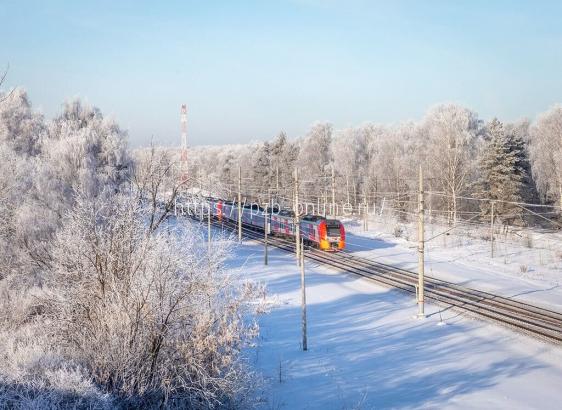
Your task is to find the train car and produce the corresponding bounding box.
[243,203,266,230]
[220,200,237,222]
[214,199,223,220]
[300,215,345,251]
[270,210,296,237]
[206,197,223,220]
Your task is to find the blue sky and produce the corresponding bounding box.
[1,0,562,146]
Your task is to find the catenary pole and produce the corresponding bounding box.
[363,190,368,231]
[276,166,279,196]
[331,167,336,217]
[265,189,270,265]
[207,202,211,254]
[300,237,307,351]
[417,166,425,318]
[346,174,350,205]
[374,176,378,214]
[238,166,242,242]
[490,201,495,258]
[294,168,300,265]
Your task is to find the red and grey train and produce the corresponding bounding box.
[207,198,345,251]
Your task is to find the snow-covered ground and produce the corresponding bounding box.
[343,215,562,312]
[230,242,562,409]
[228,240,562,409]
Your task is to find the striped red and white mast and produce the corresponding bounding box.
[180,104,188,185]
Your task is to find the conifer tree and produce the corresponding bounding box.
[478,118,528,224]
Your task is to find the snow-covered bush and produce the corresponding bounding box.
[44,192,260,408]
[0,324,113,409]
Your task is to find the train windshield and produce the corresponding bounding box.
[326,220,341,237]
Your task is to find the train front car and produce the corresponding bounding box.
[318,218,345,251]
[300,215,345,251]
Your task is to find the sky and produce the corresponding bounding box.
[1,0,562,147]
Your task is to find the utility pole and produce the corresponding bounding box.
[346,174,350,205]
[490,201,495,258]
[276,166,279,197]
[363,190,368,231]
[238,166,242,242]
[417,166,425,318]
[353,176,357,209]
[294,168,301,266]
[207,202,211,254]
[300,237,307,351]
[331,167,336,217]
[374,176,378,214]
[265,190,270,265]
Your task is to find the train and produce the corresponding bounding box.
[205,197,345,251]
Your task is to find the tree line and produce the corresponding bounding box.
[189,103,562,226]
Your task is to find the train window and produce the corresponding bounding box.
[326,220,341,237]
[327,227,340,237]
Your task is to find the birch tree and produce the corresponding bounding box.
[529,105,562,207]
[422,104,482,224]
[332,128,357,205]
[298,122,333,199]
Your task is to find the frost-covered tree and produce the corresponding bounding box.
[0,89,48,275]
[421,104,483,224]
[298,122,333,198]
[46,99,132,198]
[373,124,416,218]
[9,99,133,273]
[220,150,237,194]
[0,88,45,156]
[477,118,529,224]
[252,141,271,197]
[504,119,538,204]
[360,123,387,197]
[332,128,357,204]
[133,144,186,233]
[529,105,562,207]
[330,126,374,207]
[269,131,298,192]
[0,145,35,277]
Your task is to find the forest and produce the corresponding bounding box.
[188,103,562,228]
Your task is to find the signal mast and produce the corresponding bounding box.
[180,104,188,185]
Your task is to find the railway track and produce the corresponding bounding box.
[199,215,562,344]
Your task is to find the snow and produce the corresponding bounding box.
[227,240,562,409]
[342,216,562,312]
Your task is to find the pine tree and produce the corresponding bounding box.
[478,118,528,224]
[505,122,537,204]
